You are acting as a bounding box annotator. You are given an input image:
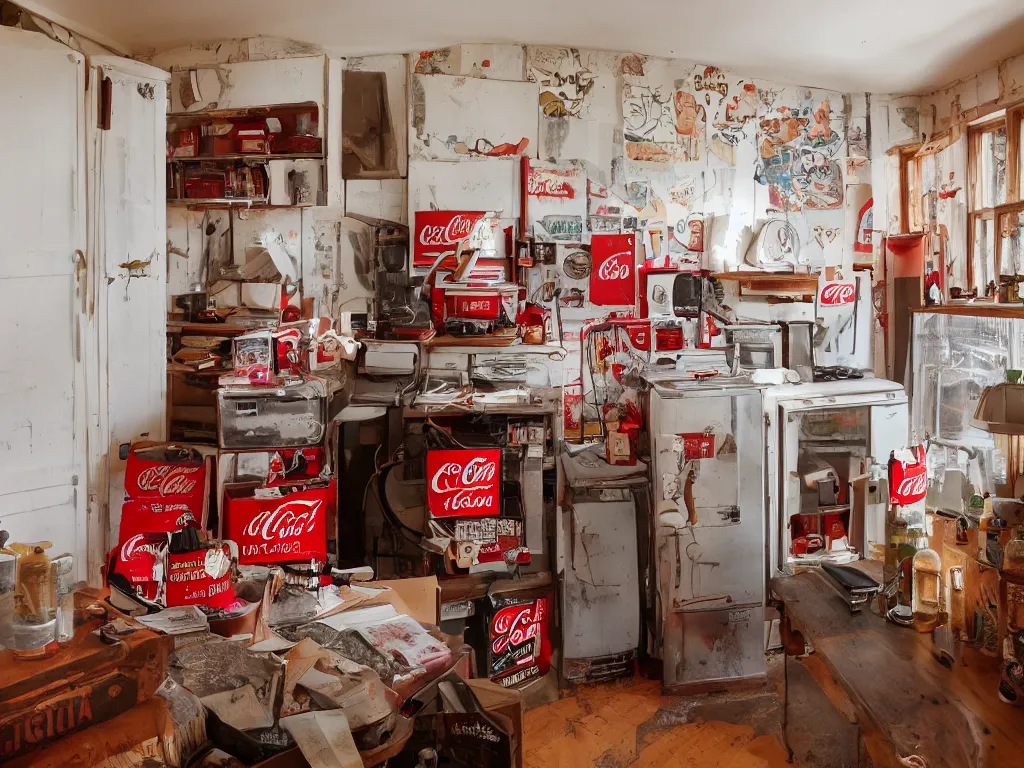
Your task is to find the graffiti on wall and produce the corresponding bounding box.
[756,91,844,211]
[529,48,597,118]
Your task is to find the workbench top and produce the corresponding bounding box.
[771,565,1018,768]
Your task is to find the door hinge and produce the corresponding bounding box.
[98,72,112,130]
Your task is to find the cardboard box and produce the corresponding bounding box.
[466,678,524,768]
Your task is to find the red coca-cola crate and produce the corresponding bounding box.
[222,481,333,565]
[185,177,225,199]
[164,544,235,610]
[118,442,209,544]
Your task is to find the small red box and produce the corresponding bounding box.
[185,178,225,199]
[678,432,715,460]
[223,482,333,564]
[426,449,501,518]
[172,127,197,158]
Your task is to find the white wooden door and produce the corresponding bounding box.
[84,58,170,578]
[0,29,87,578]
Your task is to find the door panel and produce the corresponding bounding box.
[86,58,169,560]
[653,390,765,611]
[0,29,86,577]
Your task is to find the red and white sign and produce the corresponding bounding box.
[527,169,577,199]
[119,443,208,544]
[888,445,928,506]
[819,281,856,306]
[223,483,332,564]
[444,291,502,320]
[414,211,486,267]
[426,449,501,518]
[488,596,551,687]
[589,234,635,306]
[165,545,235,610]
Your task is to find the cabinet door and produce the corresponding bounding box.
[85,57,170,569]
[0,29,87,576]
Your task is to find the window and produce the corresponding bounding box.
[966,108,1024,293]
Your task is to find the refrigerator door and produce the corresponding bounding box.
[662,604,765,692]
[562,500,640,678]
[652,388,765,613]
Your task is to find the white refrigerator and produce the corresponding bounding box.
[646,373,767,693]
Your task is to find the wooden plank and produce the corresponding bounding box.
[772,569,1013,768]
[910,304,1024,318]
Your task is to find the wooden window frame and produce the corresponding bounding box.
[898,144,923,235]
[966,108,1024,290]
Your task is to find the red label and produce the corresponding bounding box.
[223,483,332,564]
[120,444,207,544]
[165,546,234,610]
[622,320,651,351]
[888,445,928,506]
[655,325,685,350]
[445,292,501,320]
[414,211,486,267]
[426,449,501,518]
[819,281,856,306]
[678,432,715,460]
[590,234,635,306]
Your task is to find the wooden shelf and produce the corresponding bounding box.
[167,101,319,121]
[911,303,1024,318]
[168,153,323,163]
[168,197,268,207]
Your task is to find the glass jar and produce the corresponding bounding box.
[912,548,944,633]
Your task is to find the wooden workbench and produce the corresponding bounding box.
[771,565,1019,768]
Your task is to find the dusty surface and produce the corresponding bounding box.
[523,655,859,767]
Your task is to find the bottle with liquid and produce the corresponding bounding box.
[912,547,944,633]
[12,544,58,659]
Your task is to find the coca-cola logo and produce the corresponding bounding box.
[120,533,164,562]
[426,449,501,517]
[491,602,542,656]
[819,282,856,306]
[597,252,631,281]
[527,173,575,199]
[242,499,323,541]
[136,465,201,496]
[176,511,197,527]
[896,474,927,499]
[419,215,477,246]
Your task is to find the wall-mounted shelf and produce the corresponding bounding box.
[168,153,324,163]
[168,197,268,207]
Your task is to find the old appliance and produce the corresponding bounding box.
[561,495,641,682]
[764,378,909,576]
[646,370,767,692]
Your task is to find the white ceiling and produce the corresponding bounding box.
[27,0,1024,93]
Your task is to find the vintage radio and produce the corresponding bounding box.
[0,594,172,764]
[218,377,327,450]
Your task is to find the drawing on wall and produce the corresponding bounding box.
[538,215,584,242]
[623,83,688,163]
[529,162,587,240]
[414,49,453,74]
[410,73,538,161]
[528,164,583,199]
[756,93,844,211]
[746,218,800,270]
[710,80,758,166]
[939,172,962,200]
[813,225,840,249]
[529,48,596,118]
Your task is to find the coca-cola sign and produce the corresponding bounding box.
[165,546,235,610]
[488,596,551,687]
[819,281,856,306]
[223,483,331,564]
[589,234,635,306]
[136,465,201,495]
[110,532,168,599]
[426,449,501,518]
[888,445,928,506]
[120,443,207,545]
[527,169,578,199]
[413,210,486,267]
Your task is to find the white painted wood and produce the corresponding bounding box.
[169,56,327,121]
[326,56,345,207]
[408,157,520,221]
[0,28,87,579]
[409,73,539,161]
[345,179,407,224]
[85,56,169,566]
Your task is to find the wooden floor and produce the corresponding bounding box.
[522,678,796,768]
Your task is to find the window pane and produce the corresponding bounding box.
[979,127,1007,208]
[973,215,995,293]
[1000,211,1024,277]
[908,157,923,232]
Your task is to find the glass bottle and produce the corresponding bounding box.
[912,547,944,633]
[12,545,58,659]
